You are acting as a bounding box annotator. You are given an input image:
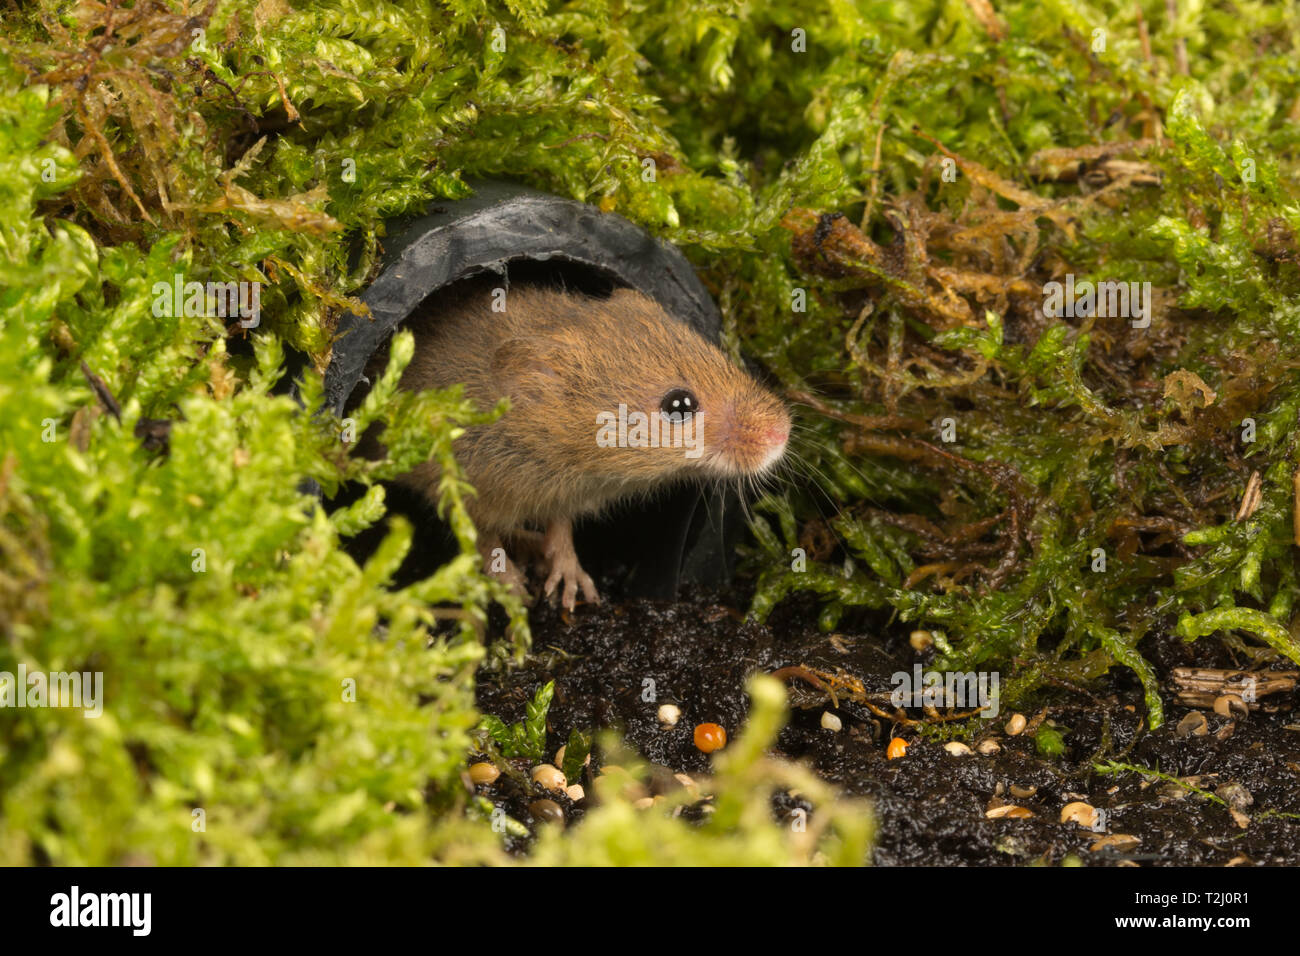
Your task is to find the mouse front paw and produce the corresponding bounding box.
[542,519,601,612]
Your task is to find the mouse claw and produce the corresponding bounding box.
[541,519,601,612]
[543,563,600,612]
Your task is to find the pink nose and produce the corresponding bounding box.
[767,426,789,446]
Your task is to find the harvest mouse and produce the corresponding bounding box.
[386,278,791,610]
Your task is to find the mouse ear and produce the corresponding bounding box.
[491,336,563,403]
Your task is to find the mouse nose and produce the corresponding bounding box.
[706,400,791,476]
[758,425,789,471]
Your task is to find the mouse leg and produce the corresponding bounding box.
[477,532,531,602]
[541,518,600,611]
[503,528,546,563]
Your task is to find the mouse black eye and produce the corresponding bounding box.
[659,388,698,423]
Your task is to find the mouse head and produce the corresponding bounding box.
[491,287,790,487]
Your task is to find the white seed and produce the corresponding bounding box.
[565,784,585,802]
[944,741,973,756]
[658,703,681,728]
[821,711,843,732]
[909,630,934,652]
[531,763,566,792]
[1006,713,1027,736]
[976,739,1001,755]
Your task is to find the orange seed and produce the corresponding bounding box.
[694,722,727,753]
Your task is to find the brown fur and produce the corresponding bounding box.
[392,279,790,536]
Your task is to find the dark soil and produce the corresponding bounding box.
[472,588,1300,865]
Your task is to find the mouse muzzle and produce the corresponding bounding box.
[701,400,791,477]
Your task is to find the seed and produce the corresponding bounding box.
[694,722,727,753]
[1060,801,1098,828]
[1213,694,1248,718]
[633,796,656,810]
[531,763,567,792]
[528,799,564,825]
[658,703,682,728]
[886,737,908,759]
[821,711,843,732]
[1006,713,1027,736]
[1090,834,1140,852]
[976,739,1001,755]
[944,741,973,756]
[608,774,649,802]
[986,804,1033,819]
[909,630,933,652]
[469,762,500,786]
[1175,711,1208,738]
[565,784,585,802]
[1009,784,1038,799]
[1214,782,1254,811]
